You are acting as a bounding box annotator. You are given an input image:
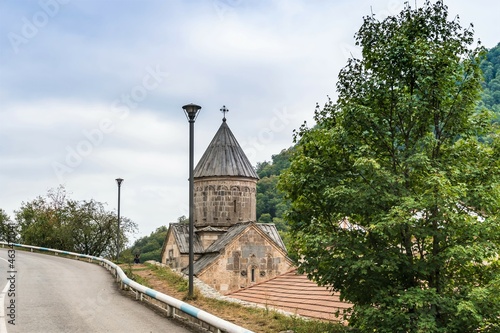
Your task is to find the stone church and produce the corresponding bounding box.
[161,112,293,294]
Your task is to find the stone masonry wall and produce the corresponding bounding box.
[194,177,257,228]
[161,232,187,269]
[198,226,293,294]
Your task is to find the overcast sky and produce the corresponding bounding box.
[1,0,499,242]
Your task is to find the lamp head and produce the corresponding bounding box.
[182,103,202,122]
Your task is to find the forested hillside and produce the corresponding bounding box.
[479,42,500,121]
[122,225,168,262]
[255,148,292,223]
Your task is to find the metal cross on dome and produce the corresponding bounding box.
[220,105,228,121]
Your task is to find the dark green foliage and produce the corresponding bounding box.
[256,149,293,247]
[279,2,500,332]
[479,42,500,122]
[256,148,292,223]
[256,149,292,178]
[127,225,169,262]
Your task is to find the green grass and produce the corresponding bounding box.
[148,264,191,293]
[123,264,151,288]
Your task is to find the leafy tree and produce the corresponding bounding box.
[258,213,272,223]
[68,199,136,257]
[279,2,500,333]
[0,209,17,242]
[15,188,74,250]
[15,186,137,257]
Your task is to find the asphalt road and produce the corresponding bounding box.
[0,248,196,333]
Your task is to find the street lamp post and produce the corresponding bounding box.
[116,178,124,262]
[182,103,202,298]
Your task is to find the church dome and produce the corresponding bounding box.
[194,119,259,180]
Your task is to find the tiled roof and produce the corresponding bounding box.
[194,120,259,179]
[228,269,352,322]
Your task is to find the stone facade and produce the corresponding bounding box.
[194,176,257,228]
[162,232,184,269]
[197,225,292,294]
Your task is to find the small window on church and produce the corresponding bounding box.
[234,200,237,213]
[168,249,173,259]
[251,268,255,282]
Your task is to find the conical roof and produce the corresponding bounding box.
[194,120,259,179]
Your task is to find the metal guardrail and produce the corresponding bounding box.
[0,242,254,333]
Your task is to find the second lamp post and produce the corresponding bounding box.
[116,177,124,262]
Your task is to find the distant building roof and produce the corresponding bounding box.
[194,120,259,179]
[228,268,352,322]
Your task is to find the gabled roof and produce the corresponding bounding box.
[192,253,220,275]
[203,222,287,254]
[170,223,205,254]
[228,268,352,321]
[191,222,290,275]
[257,223,287,252]
[204,222,251,253]
[194,120,259,179]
